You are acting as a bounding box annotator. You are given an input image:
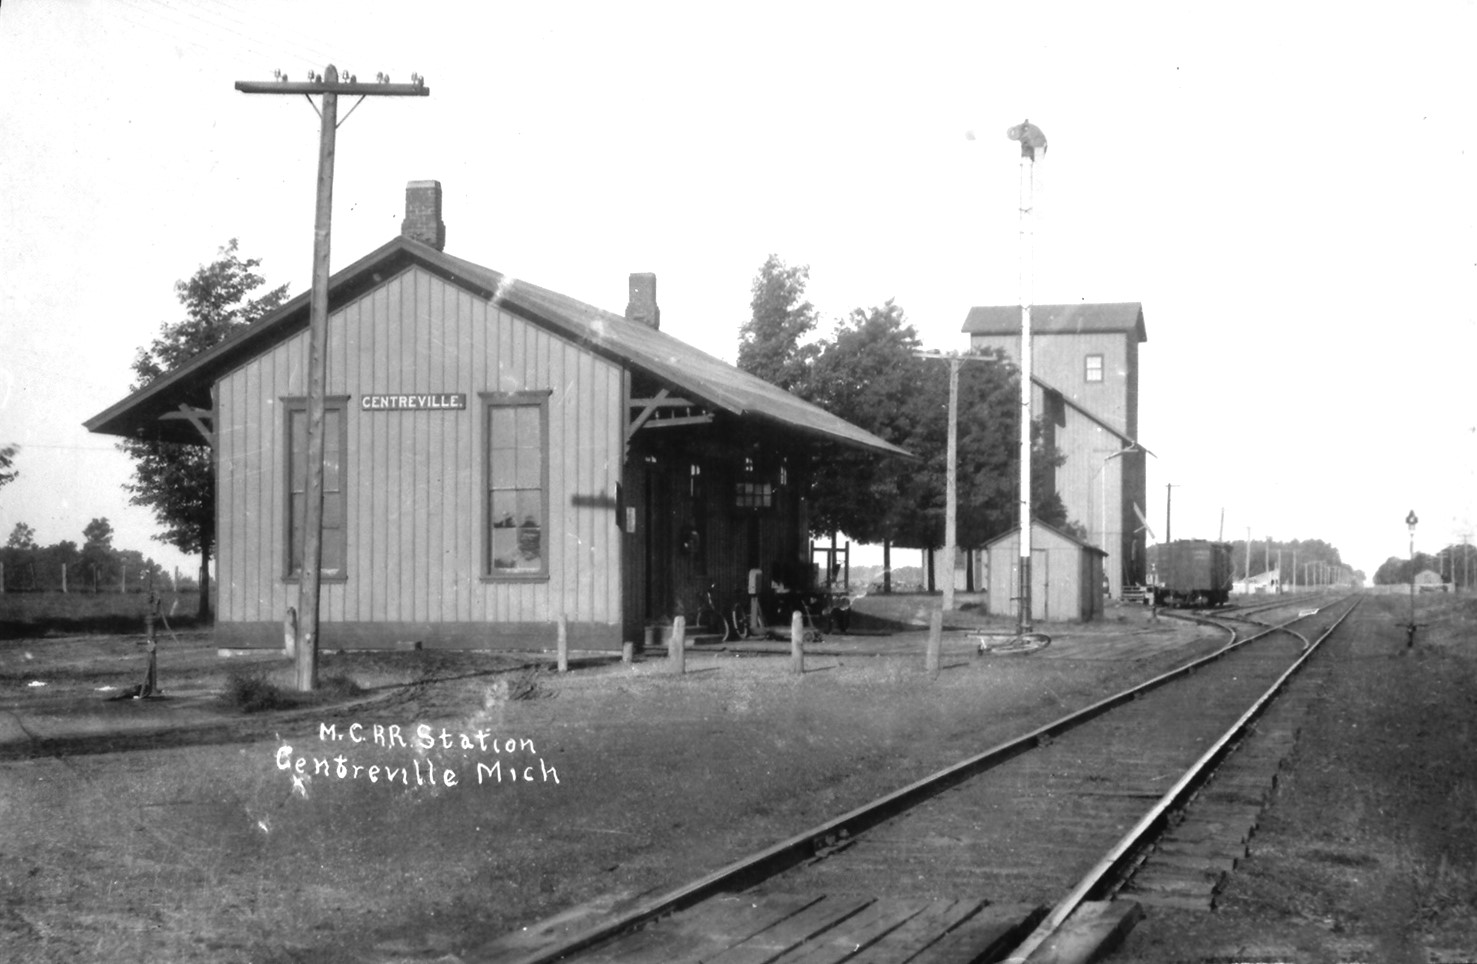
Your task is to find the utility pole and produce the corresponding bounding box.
[1164,483,1179,544]
[1007,119,1047,636]
[916,351,995,613]
[236,66,429,691]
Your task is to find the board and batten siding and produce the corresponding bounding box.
[215,265,624,649]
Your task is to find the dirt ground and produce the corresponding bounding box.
[1,593,1472,963]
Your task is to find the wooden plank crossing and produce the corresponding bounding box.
[572,893,1044,964]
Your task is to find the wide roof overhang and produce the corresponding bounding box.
[85,237,913,460]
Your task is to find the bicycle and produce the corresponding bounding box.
[696,582,750,642]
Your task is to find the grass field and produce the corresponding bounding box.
[0,590,211,637]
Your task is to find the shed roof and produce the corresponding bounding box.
[983,519,1108,555]
[85,237,911,459]
[963,303,1146,343]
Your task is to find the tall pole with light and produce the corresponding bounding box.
[1094,443,1145,598]
[1007,119,1046,635]
[917,350,997,613]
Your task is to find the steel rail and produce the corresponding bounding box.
[1000,594,1362,964]
[500,602,1350,963]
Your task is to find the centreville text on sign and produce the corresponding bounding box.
[360,393,467,411]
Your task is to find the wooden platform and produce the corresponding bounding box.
[570,892,1044,964]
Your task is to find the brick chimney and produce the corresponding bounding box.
[625,272,659,329]
[402,180,446,251]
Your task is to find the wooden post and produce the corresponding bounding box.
[926,610,942,677]
[142,595,158,697]
[790,611,805,674]
[556,614,569,673]
[61,563,67,594]
[283,607,297,657]
[670,616,685,674]
[621,641,635,665]
[0,562,5,594]
[121,565,127,594]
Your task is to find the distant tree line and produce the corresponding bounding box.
[737,255,1072,592]
[1212,537,1362,587]
[1,518,187,593]
[1373,542,1477,588]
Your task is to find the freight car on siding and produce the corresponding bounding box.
[1151,539,1234,608]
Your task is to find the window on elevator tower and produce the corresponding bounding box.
[1085,354,1104,383]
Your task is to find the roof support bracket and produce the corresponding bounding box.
[158,404,216,449]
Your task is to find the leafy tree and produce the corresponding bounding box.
[120,240,289,618]
[0,444,16,490]
[1374,551,1443,586]
[738,254,819,393]
[805,301,925,546]
[7,522,35,549]
[82,517,114,552]
[81,517,118,591]
[804,301,1068,589]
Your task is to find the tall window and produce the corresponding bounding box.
[1085,354,1104,383]
[484,392,550,579]
[285,398,348,579]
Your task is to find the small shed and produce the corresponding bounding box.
[1233,568,1280,595]
[1414,570,1448,593]
[985,520,1106,623]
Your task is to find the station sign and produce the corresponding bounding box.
[361,393,467,411]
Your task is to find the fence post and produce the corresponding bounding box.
[622,641,635,665]
[61,563,68,594]
[142,594,158,697]
[121,565,128,594]
[791,611,805,674]
[926,611,942,677]
[670,615,685,674]
[556,614,569,673]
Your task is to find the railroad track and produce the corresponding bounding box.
[488,594,1361,964]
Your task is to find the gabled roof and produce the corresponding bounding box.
[85,237,911,458]
[963,303,1146,343]
[984,518,1109,555]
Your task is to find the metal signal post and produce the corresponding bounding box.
[1007,119,1046,635]
[236,66,429,691]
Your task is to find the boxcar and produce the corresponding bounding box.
[1152,539,1234,607]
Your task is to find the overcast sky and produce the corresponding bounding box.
[2,0,1473,581]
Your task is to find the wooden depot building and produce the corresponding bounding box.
[86,181,909,651]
